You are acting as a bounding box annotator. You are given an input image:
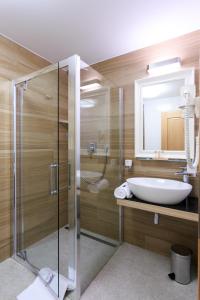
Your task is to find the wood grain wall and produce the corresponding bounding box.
[80,83,121,240]
[0,80,12,261]
[0,35,52,260]
[15,69,68,249]
[0,36,70,260]
[92,30,200,262]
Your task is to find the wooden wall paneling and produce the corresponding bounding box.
[80,79,121,240]
[11,67,69,252]
[17,70,59,248]
[124,208,198,263]
[92,30,200,265]
[0,35,52,260]
[59,69,68,228]
[0,152,11,260]
[59,123,68,228]
[21,150,57,247]
[0,35,49,81]
[0,80,12,260]
[0,35,70,260]
[80,156,120,240]
[18,68,69,247]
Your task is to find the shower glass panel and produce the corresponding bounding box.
[13,57,80,298]
[79,62,122,293]
[14,67,60,297]
[13,56,122,300]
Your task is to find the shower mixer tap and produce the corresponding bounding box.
[88,143,97,155]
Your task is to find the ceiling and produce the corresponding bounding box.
[0,0,200,65]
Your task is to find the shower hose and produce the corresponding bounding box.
[81,146,109,185]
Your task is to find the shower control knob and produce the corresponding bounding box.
[88,143,97,154]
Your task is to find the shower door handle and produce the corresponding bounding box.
[50,163,58,196]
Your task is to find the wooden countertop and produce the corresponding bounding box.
[117,198,199,223]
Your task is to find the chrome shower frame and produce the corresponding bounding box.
[13,55,81,299]
[12,55,123,300]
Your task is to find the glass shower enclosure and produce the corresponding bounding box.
[13,55,123,299]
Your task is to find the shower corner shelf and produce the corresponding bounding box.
[59,119,68,126]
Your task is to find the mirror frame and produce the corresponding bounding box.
[134,68,195,160]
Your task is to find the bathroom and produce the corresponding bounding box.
[0,1,200,300]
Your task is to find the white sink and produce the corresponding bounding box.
[127,177,192,205]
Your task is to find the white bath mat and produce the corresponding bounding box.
[16,277,56,300]
[17,268,71,300]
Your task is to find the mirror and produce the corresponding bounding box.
[143,79,185,151]
[135,69,195,160]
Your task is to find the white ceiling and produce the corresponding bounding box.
[0,0,200,65]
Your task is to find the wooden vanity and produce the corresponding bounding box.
[117,197,198,222]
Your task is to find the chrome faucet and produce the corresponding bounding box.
[88,142,97,155]
[175,167,190,183]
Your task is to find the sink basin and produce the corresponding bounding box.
[127,177,192,205]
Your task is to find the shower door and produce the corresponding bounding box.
[13,57,80,298]
[13,56,122,300]
[14,66,60,297]
[79,62,123,294]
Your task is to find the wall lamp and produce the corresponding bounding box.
[147,57,181,75]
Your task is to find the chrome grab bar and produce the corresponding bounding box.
[50,163,58,195]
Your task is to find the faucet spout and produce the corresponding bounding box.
[175,167,190,183]
[183,174,190,183]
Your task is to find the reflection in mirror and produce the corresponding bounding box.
[135,68,195,160]
[143,79,185,151]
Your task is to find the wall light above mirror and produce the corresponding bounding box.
[135,68,195,160]
[147,57,181,75]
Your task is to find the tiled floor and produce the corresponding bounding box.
[26,228,116,291]
[0,258,35,300]
[81,243,197,300]
[0,243,197,300]
[0,229,116,300]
